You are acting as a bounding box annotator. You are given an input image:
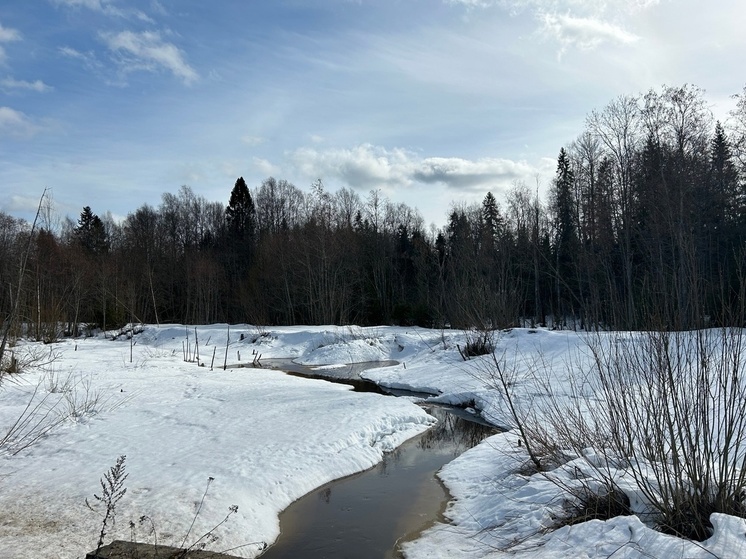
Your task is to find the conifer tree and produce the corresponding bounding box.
[75,206,108,254]
[550,148,579,325]
[225,177,257,243]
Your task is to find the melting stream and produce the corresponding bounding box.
[254,360,497,559]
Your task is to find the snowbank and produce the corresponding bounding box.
[0,325,434,558]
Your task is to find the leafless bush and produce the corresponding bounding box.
[586,328,746,540]
[0,380,66,456]
[560,482,631,526]
[1,344,60,381]
[459,328,496,360]
[62,376,108,420]
[482,327,746,541]
[88,468,266,558]
[2,368,117,456]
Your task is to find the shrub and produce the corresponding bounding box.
[561,483,632,526]
[86,455,128,557]
[459,329,495,360]
[482,327,746,541]
[588,328,746,540]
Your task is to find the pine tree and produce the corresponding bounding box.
[225,177,257,243]
[708,121,740,227]
[75,206,108,254]
[550,148,579,325]
[481,192,501,241]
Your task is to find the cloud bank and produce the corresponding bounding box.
[50,0,152,21]
[287,144,537,193]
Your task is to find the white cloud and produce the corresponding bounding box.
[0,21,22,64]
[287,144,538,192]
[289,144,414,190]
[100,30,198,84]
[59,45,85,59]
[414,156,535,188]
[444,0,498,7]
[53,0,106,8]
[0,22,21,43]
[59,46,104,76]
[151,1,168,17]
[253,157,280,176]
[446,0,651,54]
[52,0,157,21]
[51,0,125,17]
[241,135,265,147]
[540,13,639,51]
[0,77,53,93]
[0,106,41,138]
[448,0,660,14]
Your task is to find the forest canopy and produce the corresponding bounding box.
[2,83,746,335]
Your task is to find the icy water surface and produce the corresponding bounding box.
[255,360,496,559]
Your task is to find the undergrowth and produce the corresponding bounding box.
[87,456,266,558]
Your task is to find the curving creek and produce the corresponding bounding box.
[253,359,498,559]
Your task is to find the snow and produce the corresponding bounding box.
[2,324,746,558]
[0,325,433,558]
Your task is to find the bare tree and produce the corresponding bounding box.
[1,190,46,370]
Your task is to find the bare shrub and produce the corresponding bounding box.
[586,328,746,540]
[87,466,266,558]
[1,344,59,380]
[87,455,129,556]
[561,483,632,526]
[2,365,118,456]
[482,327,746,541]
[459,328,496,360]
[0,380,66,456]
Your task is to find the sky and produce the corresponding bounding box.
[1,0,745,229]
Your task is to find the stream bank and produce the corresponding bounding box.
[255,360,497,559]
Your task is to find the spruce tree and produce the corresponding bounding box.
[551,148,579,325]
[225,177,257,243]
[75,206,108,254]
[481,192,502,243]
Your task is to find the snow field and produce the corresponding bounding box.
[2,324,746,558]
[0,325,434,558]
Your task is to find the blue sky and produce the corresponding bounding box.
[1,0,744,228]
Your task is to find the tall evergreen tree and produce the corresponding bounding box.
[481,192,502,243]
[75,206,108,254]
[708,122,740,226]
[225,177,257,242]
[550,148,579,325]
[223,177,258,320]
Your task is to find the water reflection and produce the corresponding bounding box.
[260,403,497,559]
[253,359,498,559]
[318,487,332,504]
[418,407,496,452]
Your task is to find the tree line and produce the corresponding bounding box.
[1,83,746,338]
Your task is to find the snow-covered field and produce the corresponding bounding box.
[1,325,745,558]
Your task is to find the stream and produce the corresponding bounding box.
[252,359,497,559]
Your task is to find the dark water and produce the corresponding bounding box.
[254,360,497,559]
[258,358,437,399]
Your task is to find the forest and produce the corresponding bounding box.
[2,83,746,337]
